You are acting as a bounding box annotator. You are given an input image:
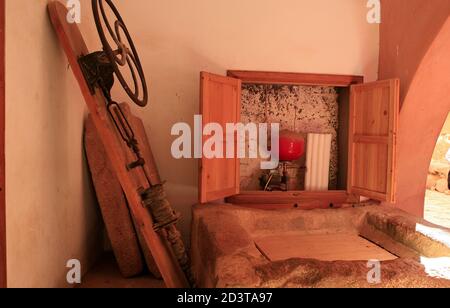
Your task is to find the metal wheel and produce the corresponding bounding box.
[92,0,148,107]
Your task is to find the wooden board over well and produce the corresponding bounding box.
[255,233,398,262]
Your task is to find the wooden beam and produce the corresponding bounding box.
[232,203,345,211]
[255,234,398,262]
[226,191,358,206]
[227,70,364,87]
[353,135,389,144]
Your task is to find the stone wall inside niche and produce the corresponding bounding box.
[241,84,339,191]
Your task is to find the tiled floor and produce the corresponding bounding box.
[80,253,165,288]
[424,190,450,228]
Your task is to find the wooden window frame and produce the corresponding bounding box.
[199,72,241,204]
[347,79,400,203]
[222,70,364,208]
[227,70,364,87]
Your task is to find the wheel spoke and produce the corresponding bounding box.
[127,54,139,98]
[99,0,119,45]
[94,0,148,107]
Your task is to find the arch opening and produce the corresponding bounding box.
[425,113,450,228]
[386,17,450,218]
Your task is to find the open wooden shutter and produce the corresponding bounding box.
[348,79,400,203]
[199,72,241,203]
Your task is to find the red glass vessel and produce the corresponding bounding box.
[279,131,305,162]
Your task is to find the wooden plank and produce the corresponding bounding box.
[353,135,389,144]
[226,191,358,205]
[351,187,388,201]
[0,0,5,289]
[48,2,188,288]
[233,203,344,211]
[227,70,364,87]
[347,79,400,203]
[255,234,398,262]
[85,104,167,278]
[199,72,241,203]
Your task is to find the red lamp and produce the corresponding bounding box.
[279,130,305,162]
[262,130,305,191]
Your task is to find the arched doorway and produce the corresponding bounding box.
[384,18,450,217]
[425,113,450,228]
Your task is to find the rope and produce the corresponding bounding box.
[142,184,178,226]
[141,184,195,286]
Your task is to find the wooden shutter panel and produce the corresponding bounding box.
[199,72,241,203]
[348,79,400,202]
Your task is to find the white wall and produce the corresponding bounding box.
[6,0,102,287]
[4,0,379,287]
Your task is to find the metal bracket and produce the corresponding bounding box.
[78,51,115,96]
[127,158,146,170]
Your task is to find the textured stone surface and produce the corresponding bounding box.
[191,204,450,288]
[240,85,339,190]
[427,160,450,192]
[85,116,144,278]
[84,104,160,278]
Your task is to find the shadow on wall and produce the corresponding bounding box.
[123,44,228,245]
[81,1,241,247]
